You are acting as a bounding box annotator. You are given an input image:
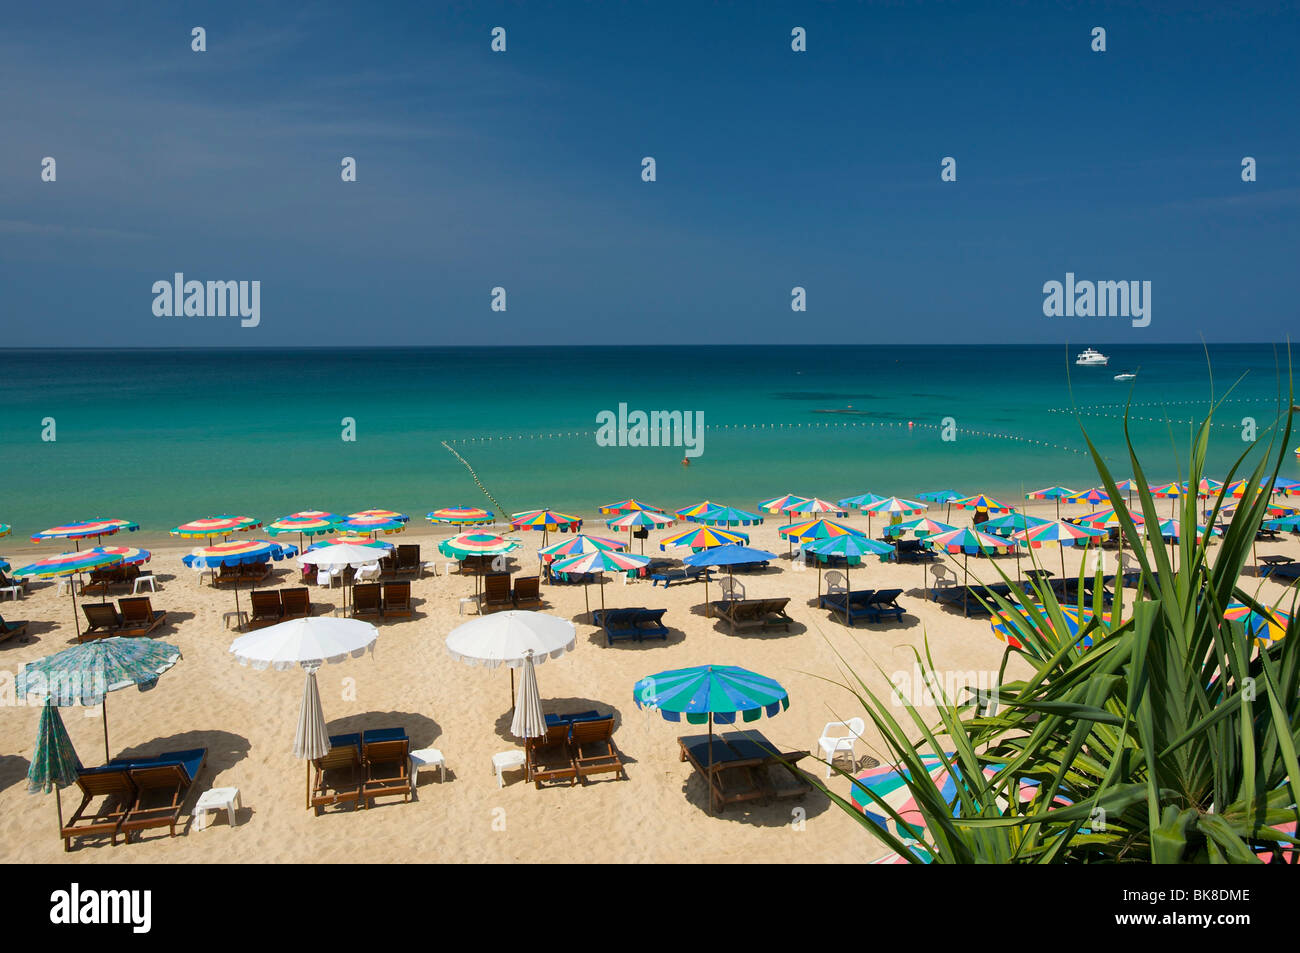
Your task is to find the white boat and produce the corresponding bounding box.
[1114,371,1137,381]
[1076,348,1109,366]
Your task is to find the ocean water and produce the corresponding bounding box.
[0,344,1295,541]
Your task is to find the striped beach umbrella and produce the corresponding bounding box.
[538,534,626,564]
[14,548,128,639]
[758,494,809,524]
[783,497,849,518]
[804,534,895,622]
[96,546,151,566]
[917,490,963,505]
[267,512,341,551]
[597,498,665,515]
[860,497,927,536]
[778,517,863,542]
[437,532,521,561]
[1224,603,1291,648]
[16,636,182,761]
[991,603,1108,654]
[32,519,139,549]
[839,492,886,510]
[658,525,748,552]
[1013,519,1106,578]
[979,513,1051,538]
[633,664,789,813]
[0,523,10,538]
[307,535,393,552]
[606,509,675,553]
[552,548,651,618]
[1065,487,1111,509]
[1076,507,1144,530]
[171,515,262,541]
[951,494,1011,513]
[690,505,764,527]
[338,512,407,535]
[1026,486,1077,518]
[184,539,298,618]
[426,506,494,527]
[511,509,582,546]
[924,528,1018,555]
[675,500,722,521]
[1183,478,1225,499]
[882,517,956,539]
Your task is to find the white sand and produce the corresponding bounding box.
[1,500,1295,863]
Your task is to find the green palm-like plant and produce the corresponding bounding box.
[811,380,1299,863]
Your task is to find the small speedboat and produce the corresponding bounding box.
[1113,371,1137,381]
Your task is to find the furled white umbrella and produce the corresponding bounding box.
[446,610,575,706]
[509,650,547,741]
[230,616,378,807]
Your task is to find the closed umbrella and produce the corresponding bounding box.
[27,699,82,841]
[509,651,547,741]
[230,616,378,806]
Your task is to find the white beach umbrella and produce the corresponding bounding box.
[446,610,575,705]
[509,650,547,741]
[230,616,378,807]
[299,543,387,612]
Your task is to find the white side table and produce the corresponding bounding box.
[409,748,446,791]
[492,750,525,788]
[132,573,158,594]
[194,787,242,830]
[458,596,479,616]
[222,610,248,630]
[57,577,80,596]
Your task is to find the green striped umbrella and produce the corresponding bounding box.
[28,699,82,836]
[16,637,182,761]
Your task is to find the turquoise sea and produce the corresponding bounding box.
[0,344,1295,542]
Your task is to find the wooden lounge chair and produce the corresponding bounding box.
[61,766,135,851]
[0,613,29,643]
[281,587,311,619]
[240,561,272,583]
[81,603,126,641]
[83,565,138,595]
[116,597,167,636]
[678,732,811,812]
[481,572,512,612]
[312,733,363,814]
[570,717,625,783]
[395,544,422,577]
[512,575,542,609]
[248,590,285,629]
[378,554,398,578]
[361,729,410,807]
[120,748,207,841]
[352,583,383,619]
[526,723,577,788]
[381,581,412,617]
[213,564,241,587]
[716,597,793,634]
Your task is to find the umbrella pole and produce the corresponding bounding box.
[963,554,970,616]
[56,785,64,834]
[102,695,110,762]
[69,576,81,641]
[306,761,311,810]
[843,561,850,625]
[511,668,516,708]
[707,712,714,815]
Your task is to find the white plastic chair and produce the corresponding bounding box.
[354,562,381,584]
[817,718,866,777]
[929,564,956,588]
[316,566,336,588]
[824,570,848,596]
[718,577,746,602]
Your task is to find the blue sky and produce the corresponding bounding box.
[1,1,1296,346]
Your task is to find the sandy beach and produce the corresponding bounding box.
[2,499,1296,864]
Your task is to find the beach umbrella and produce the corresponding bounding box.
[510,509,583,547]
[683,543,779,617]
[991,603,1109,654]
[1273,478,1300,497]
[27,699,82,838]
[78,546,151,603]
[538,533,626,562]
[675,500,723,521]
[308,535,394,551]
[924,527,1018,613]
[426,506,495,528]
[1264,517,1300,533]
[598,498,665,515]
[1148,482,1185,521]
[230,616,377,807]
[783,497,849,518]
[1026,486,1077,519]
[1223,602,1292,648]
[802,535,893,623]
[1065,487,1111,510]
[860,497,927,537]
[1183,478,1225,499]
[777,518,863,556]
[32,519,139,550]
[659,525,749,552]
[0,523,10,538]
[916,490,963,521]
[437,533,521,588]
[299,541,390,612]
[1013,519,1107,578]
[171,515,261,541]
[605,509,675,553]
[840,492,887,510]
[758,494,809,524]
[952,494,1012,514]
[184,539,298,619]
[690,505,764,527]
[883,517,956,539]
[552,548,650,618]
[13,548,127,639]
[633,664,789,814]
[267,512,341,551]
[509,651,547,742]
[980,512,1051,538]
[446,610,576,706]
[0,559,8,573]
[338,512,407,536]
[16,637,181,761]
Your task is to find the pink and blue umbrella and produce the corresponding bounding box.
[690,505,763,527]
